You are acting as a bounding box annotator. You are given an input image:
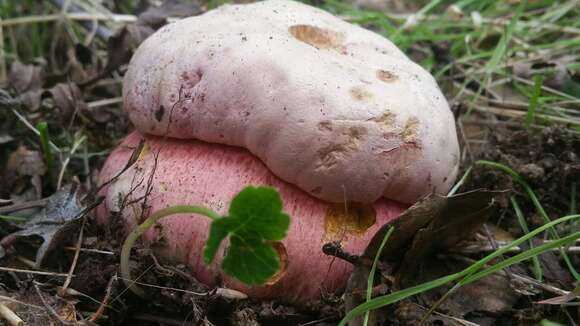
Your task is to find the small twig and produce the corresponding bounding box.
[64,246,114,255]
[59,217,87,296]
[33,282,77,326]
[112,264,154,302]
[454,243,580,254]
[410,302,480,326]
[472,105,580,125]
[0,295,43,310]
[0,198,47,215]
[0,303,24,326]
[149,253,198,283]
[116,276,209,296]
[15,256,36,268]
[0,17,6,83]
[512,273,570,297]
[0,13,180,27]
[0,266,71,277]
[86,97,123,109]
[57,135,87,189]
[88,274,116,323]
[50,0,112,41]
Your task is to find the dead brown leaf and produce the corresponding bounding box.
[345,190,504,326]
[537,285,580,305]
[513,58,573,91]
[46,83,88,122]
[0,183,87,267]
[7,62,44,111]
[4,145,46,200]
[104,24,155,74]
[8,62,42,93]
[396,190,500,287]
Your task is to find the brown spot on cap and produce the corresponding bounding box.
[323,203,376,241]
[350,86,373,101]
[369,111,397,129]
[402,116,420,144]
[289,25,346,53]
[377,69,398,82]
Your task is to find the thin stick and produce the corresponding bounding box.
[88,274,115,323]
[64,246,114,255]
[0,295,43,310]
[0,266,70,277]
[50,0,112,40]
[57,135,86,189]
[33,283,77,326]
[0,198,47,215]
[0,303,24,326]
[86,97,122,108]
[0,13,178,27]
[59,217,86,295]
[0,17,6,83]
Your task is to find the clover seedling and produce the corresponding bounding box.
[120,186,290,297]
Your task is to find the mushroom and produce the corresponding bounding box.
[97,132,407,302]
[97,0,460,304]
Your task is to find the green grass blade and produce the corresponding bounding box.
[475,160,580,280]
[485,0,527,74]
[525,74,545,129]
[340,214,580,325]
[0,215,27,222]
[37,121,53,175]
[511,197,543,281]
[465,230,580,284]
[363,226,394,326]
[447,166,473,196]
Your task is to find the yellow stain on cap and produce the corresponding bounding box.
[324,203,376,241]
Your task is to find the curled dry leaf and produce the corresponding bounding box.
[0,183,87,267]
[7,61,43,111]
[8,62,42,93]
[537,285,580,305]
[512,59,571,91]
[344,189,511,326]
[45,82,111,124]
[105,24,156,73]
[46,83,88,121]
[4,145,46,200]
[99,1,201,79]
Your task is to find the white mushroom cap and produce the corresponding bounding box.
[123,0,460,204]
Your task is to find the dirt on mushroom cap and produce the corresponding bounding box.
[123,0,460,204]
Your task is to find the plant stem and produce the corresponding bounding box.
[37,121,53,177]
[363,226,394,326]
[120,205,221,297]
